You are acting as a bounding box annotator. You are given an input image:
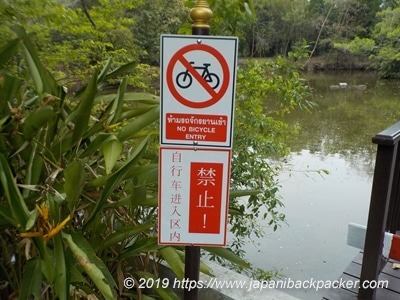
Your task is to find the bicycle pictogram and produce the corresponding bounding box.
[176,62,220,90]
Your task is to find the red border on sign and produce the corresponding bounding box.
[166,43,230,109]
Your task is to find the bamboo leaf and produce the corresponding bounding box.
[202,247,251,269]
[18,258,42,300]
[101,136,122,174]
[63,233,117,300]
[159,247,184,280]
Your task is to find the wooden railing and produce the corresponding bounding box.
[359,121,400,299]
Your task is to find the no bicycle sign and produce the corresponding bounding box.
[160,34,238,148]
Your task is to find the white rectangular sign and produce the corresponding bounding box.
[158,147,231,246]
[160,34,238,148]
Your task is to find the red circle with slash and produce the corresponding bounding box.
[166,43,230,109]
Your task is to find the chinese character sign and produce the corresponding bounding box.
[189,162,223,234]
[158,147,231,246]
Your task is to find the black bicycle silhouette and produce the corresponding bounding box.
[176,62,220,89]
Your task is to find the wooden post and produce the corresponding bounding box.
[358,122,400,299]
[184,1,212,300]
[358,144,395,299]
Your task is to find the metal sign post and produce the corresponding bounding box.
[185,3,212,299]
[158,1,238,299]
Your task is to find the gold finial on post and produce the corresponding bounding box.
[190,0,212,35]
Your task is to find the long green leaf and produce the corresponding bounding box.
[0,153,29,228]
[18,258,42,300]
[22,42,43,95]
[65,247,88,284]
[108,77,127,125]
[0,205,17,227]
[229,189,261,198]
[118,237,160,260]
[130,164,158,186]
[101,135,122,174]
[97,57,113,83]
[22,105,55,140]
[72,70,98,144]
[63,233,117,300]
[84,136,149,228]
[174,249,214,277]
[53,233,69,300]
[118,106,159,141]
[159,247,184,280]
[123,92,160,105]
[78,133,111,158]
[0,38,20,67]
[64,159,87,211]
[0,73,23,116]
[104,61,137,80]
[202,247,251,269]
[101,223,153,250]
[14,26,61,97]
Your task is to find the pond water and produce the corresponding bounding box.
[243,71,400,299]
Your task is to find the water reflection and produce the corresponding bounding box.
[245,71,400,299]
[285,71,400,175]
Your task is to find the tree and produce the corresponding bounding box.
[246,0,312,57]
[0,2,317,298]
[128,0,189,65]
[0,0,149,91]
[370,4,400,78]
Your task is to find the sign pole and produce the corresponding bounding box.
[184,1,212,300]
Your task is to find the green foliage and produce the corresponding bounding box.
[128,0,190,65]
[181,0,255,55]
[370,4,400,78]
[0,26,152,299]
[334,36,375,56]
[0,0,151,91]
[0,27,253,299]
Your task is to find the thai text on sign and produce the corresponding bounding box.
[166,113,228,142]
